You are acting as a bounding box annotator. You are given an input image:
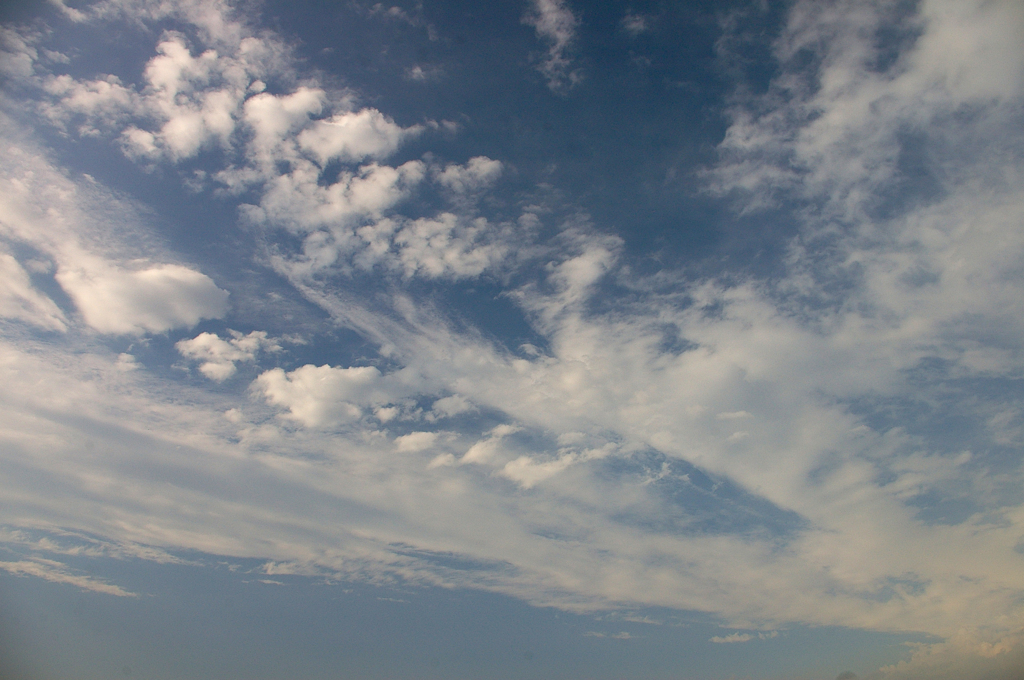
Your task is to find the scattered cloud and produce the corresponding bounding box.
[404,64,443,82]
[177,330,281,380]
[710,632,753,643]
[1,1,1023,678]
[0,558,136,597]
[58,262,229,335]
[584,631,633,639]
[395,431,439,452]
[621,12,649,37]
[523,0,582,92]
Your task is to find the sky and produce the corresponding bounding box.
[0,0,1023,678]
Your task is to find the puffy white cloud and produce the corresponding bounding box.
[43,31,288,160]
[297,108,421,165]
[42,73,142,136]
[394,431,438,453]
[256,364,381,427]
[251,160,425,237]
[21,10,505,288]
[404,64,443,82]
[242,86,325,163]
[57,261,228,335]
[176,330,280,380]
[500,454,575,489]
[430,394,474,419]
[434,156,503,194]
[255,363,424,428]
[393,213,510,279]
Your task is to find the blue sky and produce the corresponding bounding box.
[1,0,1023,678]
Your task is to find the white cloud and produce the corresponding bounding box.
[20,10,508,288]
[393,213,510,279]
[523,0,582,92]
[0,26,38,79]
[255,362,425,428]
[3,2,1024,677]
[0,130,229,336]
[621,12,649,37]
[709,0,1024,219]
[43,31,290,159]
[42,73,142,136]
[710,632,752,643]
[0,558,135,596]
[430,394,474,419]
[176,330,280,380]
[57,261,228,335]
[248,160,425,238]
[257,364,384,427]
[297,108,421,165]
[0,249,67,331]
[873,630,1024,680]
[434,156,503,194]
[395,431,439,452]
[47,0,87,22]
[242,86,325,164]
[584,631,633,639]
[500,453,576,488]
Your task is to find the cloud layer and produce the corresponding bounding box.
[1,1,1023,678]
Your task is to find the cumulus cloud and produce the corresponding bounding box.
[392,212,510,279]
[257,364,385,427]
[434,156,503,194]
[44,30,290,159]
[394,431,439,452]
[523,0,582,91]
[18,9,509,287]
[297,108,421,165]
[176,330,280,380]
[57,261,228,335]
[255,363,426,428]
[872,630,1024,680]
[430,394,475,419]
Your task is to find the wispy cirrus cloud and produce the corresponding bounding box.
[0,558,136,597]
